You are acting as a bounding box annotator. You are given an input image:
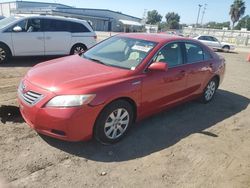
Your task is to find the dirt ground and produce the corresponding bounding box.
[0,51,249,188]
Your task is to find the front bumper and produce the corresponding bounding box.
[17,80,103,141]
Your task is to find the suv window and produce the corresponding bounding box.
[43,19,70,32]
[26,18,42,32]
[70,22,90,33]
[185,43,212,63]
[43,19,90,33]
[155,42,183,67]
[11,19,28,32]
[9,18,42,32]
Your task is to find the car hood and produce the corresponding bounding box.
[26,55,130,93]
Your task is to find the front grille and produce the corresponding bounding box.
[18,81,43,105]
[20,91,43,105]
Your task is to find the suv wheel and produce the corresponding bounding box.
[94,100,134,144]
[70,44,87,56]
[0,45,10,64]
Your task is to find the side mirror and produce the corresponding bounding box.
[13,26,22,32]
[148,62,168,72]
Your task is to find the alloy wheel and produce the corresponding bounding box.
[0,48,6,62]
[104,108,130,139]
[205,80,216,101]
[73,46,85,55]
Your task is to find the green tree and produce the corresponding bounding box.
[146,10,162,25]
[204,21,231,29]
[235,15,250,30]
[165,12,180,29]
[229,0,246,29]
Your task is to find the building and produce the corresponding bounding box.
[0,1,142,32]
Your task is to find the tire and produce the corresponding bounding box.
[222,46,230,53]
[94,100,134,144]
[0,45,10,64]
[201,78,218,103]
[70,44,87,56]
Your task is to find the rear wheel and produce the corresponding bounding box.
[0,45,10,64]
[201,78,218,103]
[222,45,230,53]
[94,100,134,144]
[70,44,87,56]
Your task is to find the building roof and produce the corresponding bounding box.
[0,0,71,8]
[0,1,141,21]
[56,8,141,21]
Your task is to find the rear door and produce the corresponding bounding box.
[11,18,45,56]
[183,42,214,96]
[43,19,71,55]
[209,36,222,49]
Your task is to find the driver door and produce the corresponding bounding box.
[141,42,188,116]
[11,18,45,56]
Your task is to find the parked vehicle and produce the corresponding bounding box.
[0,15,97,63]
[18,33,225,144]
[194,35,235,52]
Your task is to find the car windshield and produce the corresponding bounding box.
[83,36,157,70]
[0,16,17,29]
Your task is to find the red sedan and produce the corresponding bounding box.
[17,33,225,144]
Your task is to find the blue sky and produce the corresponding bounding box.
[2,0,250,24]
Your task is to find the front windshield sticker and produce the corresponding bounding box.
[132,45,152,52]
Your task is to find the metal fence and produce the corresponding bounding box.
[183,27,250,46]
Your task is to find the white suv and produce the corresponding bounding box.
[0,15,97,63]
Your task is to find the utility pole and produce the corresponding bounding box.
[200,4,207,27]
[196,4,202,28]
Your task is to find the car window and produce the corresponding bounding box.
[185,43,212,63]
[43,19,70,32]
[26,18,42,32]
[198,36,205,40]
[154,42,183,68]
[70,22,90,33]
[211,37,219,42]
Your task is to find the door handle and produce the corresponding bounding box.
[179,70,186,75]
[36,37,44,40]
[178,70,186,77]
[45,37,51,40]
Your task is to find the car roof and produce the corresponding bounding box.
[118,33,192,43]
[16,15,88,23]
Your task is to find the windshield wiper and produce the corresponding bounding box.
[83,55,106,65]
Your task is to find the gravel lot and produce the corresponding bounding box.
[0,51,250,188]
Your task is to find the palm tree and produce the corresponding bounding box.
[229,0,246,29]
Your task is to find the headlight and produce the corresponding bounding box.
[45,94,96,107]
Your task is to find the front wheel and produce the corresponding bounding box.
[0,45,10,64]
[201,78,218,103]
[94,100,134,144]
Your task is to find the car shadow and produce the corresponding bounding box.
[40,89,249,162]
[216,50,238,54]
[1,56,63,67]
